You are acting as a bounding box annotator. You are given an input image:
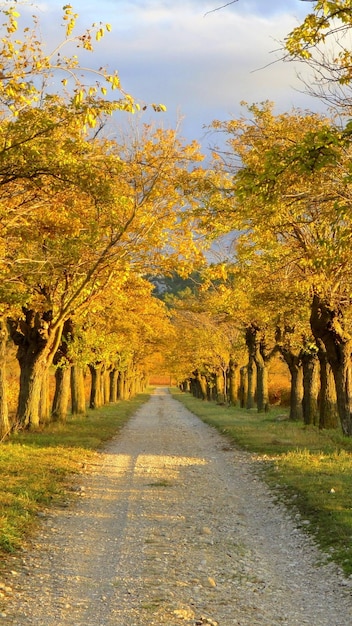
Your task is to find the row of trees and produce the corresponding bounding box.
[0,5,207,437]
[163,2,352,437]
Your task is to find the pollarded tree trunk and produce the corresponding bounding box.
[89,363,103,409]
[52,318,73,422]
[195,370,207,400]
[316,340,338,429]
[122,368,131,400]
[206,377,212,401]
[52,366,71,422]
[0,318,10,439]
[71,364,86,416]
[246,356,256,409]
[239,365,248,408]
[109,369,119,403]
[246,325,258,409]
[310,294,352,436]
[39,368,51,424]
[102,365,111,404]
[118,369,131,400]
[181,379,190,393]
[301,350,320,426]
[245,324,273,413]
[8,309,63,429]
[228,356,239,406]
[129,369,138,399]
[280,349,303,420]
[215,367,225,404]
[117,369,125,399]
[256,358,269,413]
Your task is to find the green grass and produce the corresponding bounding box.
[171,389,352,577]
[0,392,151,558]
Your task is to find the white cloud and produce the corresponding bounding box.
[12,1,325,146]
[100,3,321,134]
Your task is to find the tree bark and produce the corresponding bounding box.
[8,309,63,429]
[39,367,51,424]
[71,364,86,415]
[52,366,71,422]
[245,325,272,412]
[89,363,103,409]
[316,339,338,429]
[52,318,73,422]
[102,365,111,404]
[109,369,119,403]
[117,369,124,399]
[301,350,319,426]
[215,367,225,404]
[281,350,303,420]
[129,369,137,399]
[122,367,131,400]
[228,356,239,406]
[195,370,207,400]
[0,318,10,439]
[246,355,256,409]
[310,294,352,436]
[239,365,248,408]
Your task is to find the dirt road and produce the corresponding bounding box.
[1,388,352,625]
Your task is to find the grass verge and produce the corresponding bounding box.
[0,392,150,559]
[171,388,352,577]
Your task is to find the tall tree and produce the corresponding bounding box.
[211,102,352,433]
[0,6,205,429]
[285,0,352,108]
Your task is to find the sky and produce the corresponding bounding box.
[19,1,323,151]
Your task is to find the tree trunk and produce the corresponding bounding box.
[183,379,191,393]
[0,318,10,439]
[102,366,111,404]
[246,356,256,409]
[51,318,73,423]
[215,367,225,404]
[89,363,103,409]
[256,359,269,413]
[129,369,137,399]
[228,357,239,406]
[301,350,319,426]
[239,366,248,408]
[52,366,71,422]
[8,310,63,429]
[123,367,131,400]
[39,367,51,424]
[246,325,271,412]
[281,350,303,420]
[310,294,352,436]
[109,369,119,403]
[316,339,338,429]
[71,364,86,415]
[117,370,125,399]
[195,370,207,400]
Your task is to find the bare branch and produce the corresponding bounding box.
[204,1,238,17]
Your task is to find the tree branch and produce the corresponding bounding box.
[204,1,238,17]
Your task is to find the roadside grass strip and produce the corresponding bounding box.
[171,388,352,577]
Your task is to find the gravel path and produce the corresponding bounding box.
[1,387,352,625]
